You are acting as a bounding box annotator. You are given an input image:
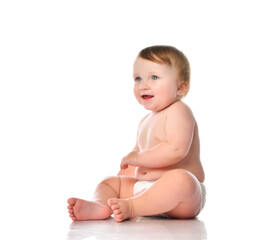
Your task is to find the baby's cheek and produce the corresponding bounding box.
[155,87,171,100]
[133,89,140,101]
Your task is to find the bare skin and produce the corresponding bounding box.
[107,198,135,222]
[67,198,111,221]
[67,175,137,221]
[67,56,205,222]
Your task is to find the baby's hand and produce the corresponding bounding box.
[120,151,139,169]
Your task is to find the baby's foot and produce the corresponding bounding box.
[67,198,111,221]
[107,198,135,222]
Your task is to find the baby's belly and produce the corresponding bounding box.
[135,162,205,182]
[135,167,167,181]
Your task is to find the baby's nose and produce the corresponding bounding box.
[139,81,150,90]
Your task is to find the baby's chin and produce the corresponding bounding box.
[141,104,163,112]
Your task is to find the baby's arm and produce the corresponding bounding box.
[121,103,194,169]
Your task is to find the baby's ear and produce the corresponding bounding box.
[177,81,188,96]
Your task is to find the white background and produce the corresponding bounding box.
[1,0,273,239]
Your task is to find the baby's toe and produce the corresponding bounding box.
[110,203,120,211]
[67,205,73,210]
[107,198,118,206]
[68,209,74,214]
[69,213,76,221]
[67,198,77,205]
[115,214,123,222]
[113,208,122,215]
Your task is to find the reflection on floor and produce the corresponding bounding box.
[67,216,207,240]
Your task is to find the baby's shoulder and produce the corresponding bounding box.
[167,101,193,117]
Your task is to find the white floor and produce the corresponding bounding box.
[67,216,207,240]
[65,210,272,240]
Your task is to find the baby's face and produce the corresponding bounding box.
[133,57,182,112]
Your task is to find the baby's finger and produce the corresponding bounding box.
[120,163,128,169]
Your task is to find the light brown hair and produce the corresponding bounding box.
[138,45,191,97]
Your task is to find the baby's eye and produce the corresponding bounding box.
[135,77,142,82]
[152,75,159,80]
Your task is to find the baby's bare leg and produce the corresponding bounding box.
[67,176,119,221]
[67,176,136,221]
[108,169,203,222]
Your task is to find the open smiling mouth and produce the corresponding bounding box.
[141,95,154,100]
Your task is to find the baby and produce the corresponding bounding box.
[67,45,206,222]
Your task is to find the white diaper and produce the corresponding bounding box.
[198,182,206,215]
[133,180,155,196]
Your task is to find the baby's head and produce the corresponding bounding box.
[137,45,191,98]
